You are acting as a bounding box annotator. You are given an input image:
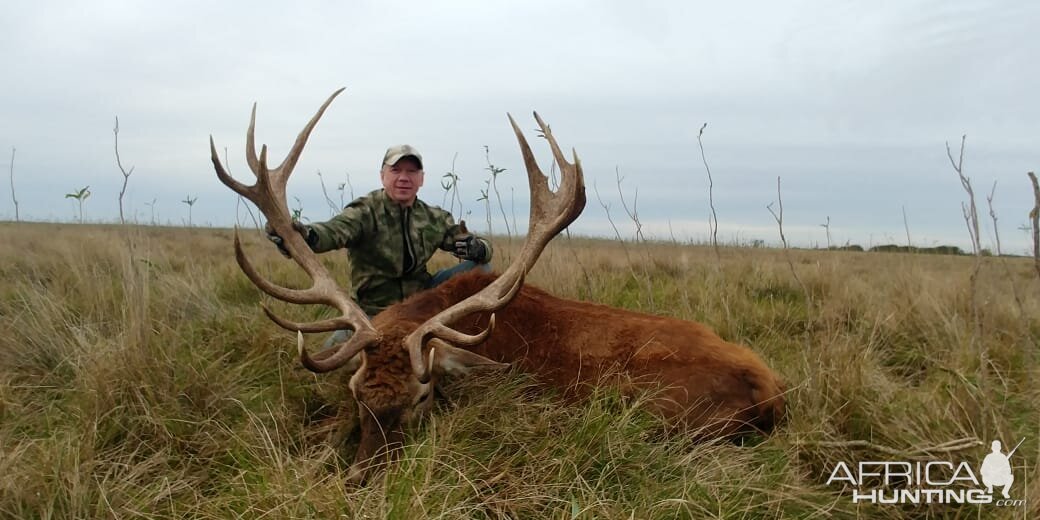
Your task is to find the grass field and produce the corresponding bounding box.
[0,221,1037,519]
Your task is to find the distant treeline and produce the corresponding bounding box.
[828,244,988,256]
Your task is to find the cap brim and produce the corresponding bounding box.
[384,154,423,169]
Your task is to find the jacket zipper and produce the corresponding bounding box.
[401,206,416,274]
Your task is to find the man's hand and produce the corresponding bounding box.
[453,234,487,262]
[265,220,316,258]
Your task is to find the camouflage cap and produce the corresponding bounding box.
[382,144,423,169]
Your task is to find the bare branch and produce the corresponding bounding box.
[613,166,655,310]
[819,216,831,250]
[594,180,640,290]
[226,146,260,230]
[765,187,785,247]
[316,170,339,217]
[440,152,463,219]
[902,206,912,250]
[483,145,512,238]
[946,135,985,427]
[697,122,720,258]
[8,147,17,222]
[985,181,1002,256]
[946,136,981,254]
[615,166,645,243]
[1028,171,1040,281]
[767,176,810,302]
[114,116,136,225]
[985,181,1026,316]
[144,197,157,225]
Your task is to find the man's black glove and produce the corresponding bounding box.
[265,220,317,258]
[453,234,487,262]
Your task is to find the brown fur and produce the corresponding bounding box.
[386,270,787,437]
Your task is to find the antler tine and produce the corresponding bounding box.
[238,88,346,285]
[210,136,252,199]
[404,113,585,383]
[242,89,346,221]
[429,314,497,346]
[275,87,345,174]
[506,112,586,274]
[526,111,586,239]
[297,329,380,373]
[245,103,260,177]
[232,232,325,303]
[212,89,380,373]
[263,305,369,334]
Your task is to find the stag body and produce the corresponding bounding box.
[392,271,786,436]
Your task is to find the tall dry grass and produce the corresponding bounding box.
[0,221,1037,518]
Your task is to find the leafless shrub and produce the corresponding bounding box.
[144,198,158,226]
[1028,171,1040,281]
[902,206,912,250]
[483,145,512,238]
[946,135,987,426]
[316,170,339,217]
[593,179,654,310]
[341,171,354,203]
[440,152,463,219]
[946,136,982,327]
[820,216,831,250]
[113,117,135,225]
[8,147,17,222]
[984,182,1026,316]
[697,123,719,259]
[615,168,658,310]
[766,176,810,304]
[476,179,492,237]
[985,181,1002,256]
[615,167,645,243]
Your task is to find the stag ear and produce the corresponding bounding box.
[429,339,509,377]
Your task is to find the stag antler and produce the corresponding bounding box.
[210,88,380,372]
[405,112,586,382]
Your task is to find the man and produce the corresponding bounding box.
[266,144,492,346]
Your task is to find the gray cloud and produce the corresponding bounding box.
[1,0,1037,253]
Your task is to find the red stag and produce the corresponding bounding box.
[210,89,786,484]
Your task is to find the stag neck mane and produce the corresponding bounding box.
[384,271,503,323]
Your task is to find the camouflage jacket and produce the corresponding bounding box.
[309,189,492,315]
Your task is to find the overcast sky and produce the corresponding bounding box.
[2,1,1038,253]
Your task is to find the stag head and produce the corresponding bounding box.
[211,89,585,484]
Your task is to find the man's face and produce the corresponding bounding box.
[381,157,424,206]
